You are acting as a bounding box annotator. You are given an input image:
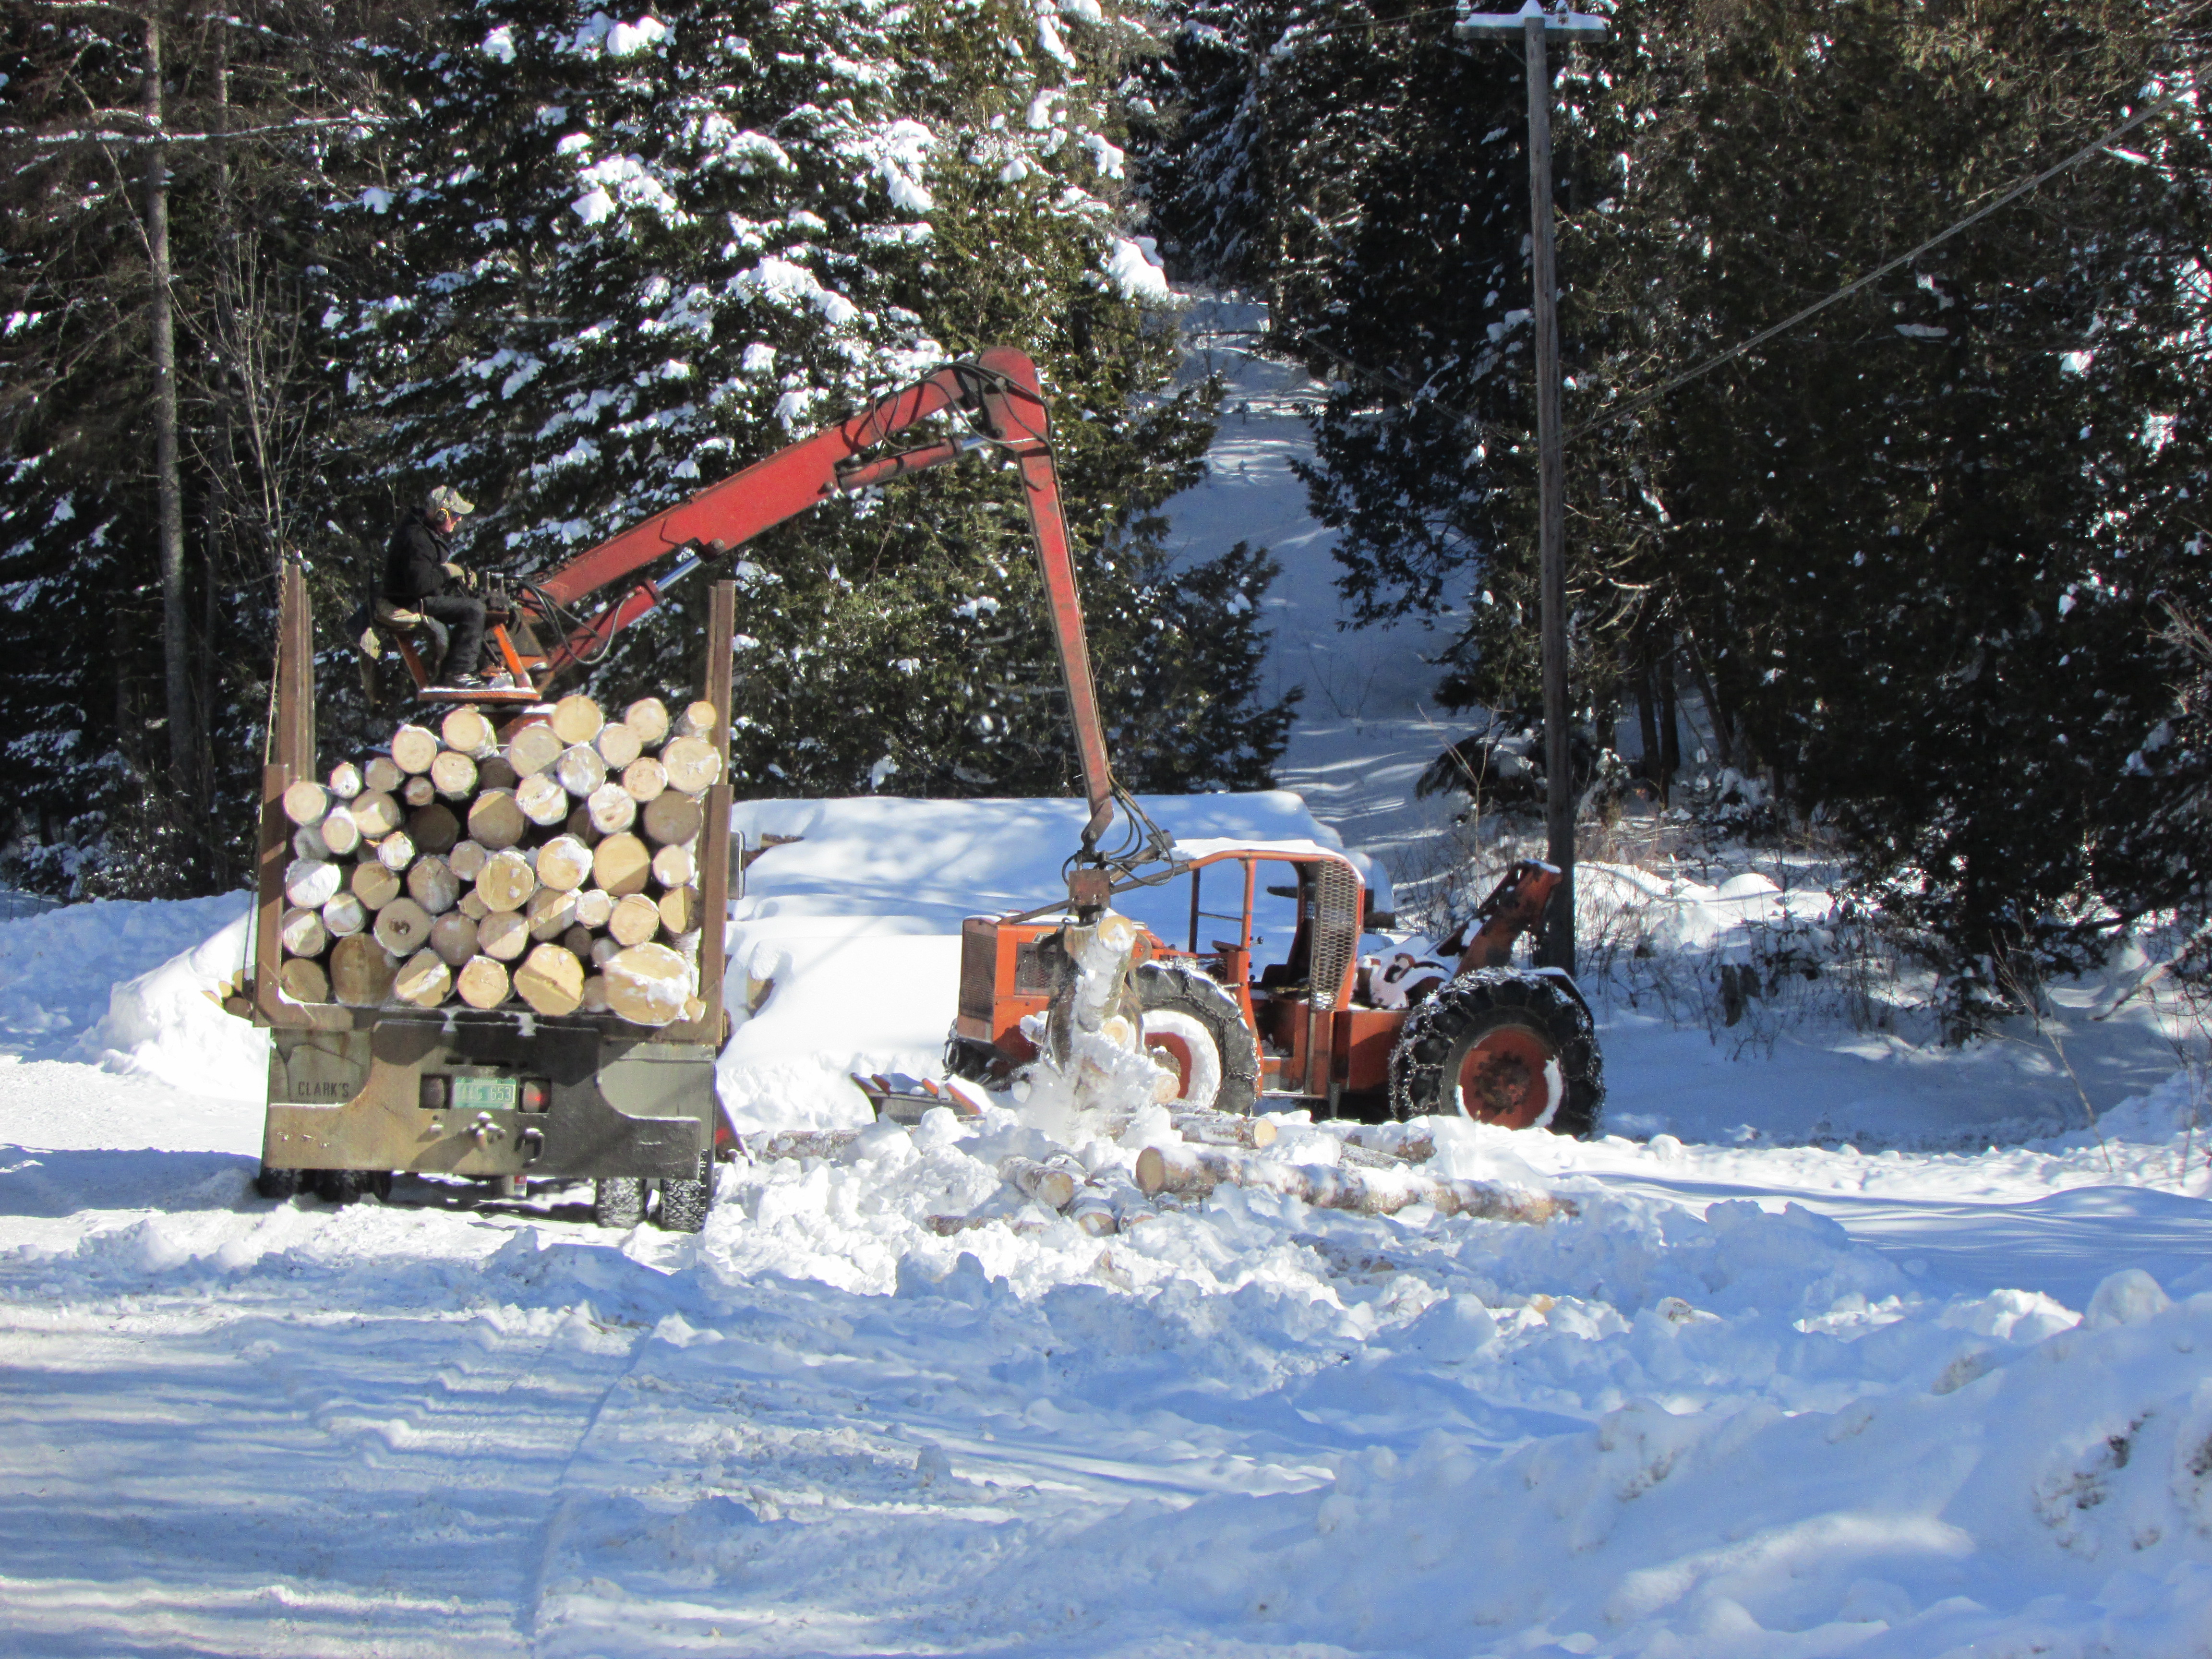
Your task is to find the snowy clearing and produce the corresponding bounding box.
[6,820,2212,1656]
[4,310,2212,1656]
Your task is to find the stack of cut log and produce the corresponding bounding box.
[272,694,721,1025]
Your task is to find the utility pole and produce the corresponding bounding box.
[1454,1,1606,973]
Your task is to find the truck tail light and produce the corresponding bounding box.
[519,1079,550,1112]
[419,1076,448,1110]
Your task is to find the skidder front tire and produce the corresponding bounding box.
[1134,961,1259,1116]
[655,1153,714,1234]
[593,1176,647,1229]
[1388,969,1602,1136]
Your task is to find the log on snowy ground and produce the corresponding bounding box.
[998,1156,1078,1212]
[1332,1123,1436,1164]
[745,1129,863,1163]
[1068,1184,1118,1237]
[1097,1109,1277,1148]
[1131,1143,1573,1224]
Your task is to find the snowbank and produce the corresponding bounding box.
[0,892,251,1063]
[81,906,267,1100]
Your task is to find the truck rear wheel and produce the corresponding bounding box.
[1134,961,1259,1116]
[254,1165,304,1200]
[656,1154,715,1233]
[1388,969,1602,1136]
[312,1168,392,1204]
[593,1177,647,1228]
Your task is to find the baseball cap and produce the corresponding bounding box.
[427,484,475,517]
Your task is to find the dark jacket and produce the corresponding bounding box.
[384,507,453,602]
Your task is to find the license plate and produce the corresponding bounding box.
[450,1075,517,1112]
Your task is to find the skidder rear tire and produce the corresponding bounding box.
[1388,968,1602,1136]
[1134,961,1259,1116]
[655,1153,714,1234]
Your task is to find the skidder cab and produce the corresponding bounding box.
[947,840,1604,1133]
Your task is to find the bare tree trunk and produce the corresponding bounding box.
[143,8,191,791]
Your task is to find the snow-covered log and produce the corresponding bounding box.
[1132,1143,1572,1224]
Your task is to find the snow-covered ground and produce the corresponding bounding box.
[5,314,2212,1656]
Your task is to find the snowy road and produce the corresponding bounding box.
[5,1035,2211,1657]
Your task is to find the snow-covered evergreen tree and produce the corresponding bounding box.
[334,0,1293,798]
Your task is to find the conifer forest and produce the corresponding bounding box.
[4,0,2211,983]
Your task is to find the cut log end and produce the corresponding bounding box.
[603,941,692,1026]
[456,955,511,1010]
[514,943,586,1016]
[441,706,496,756]
[507,722,564,778]
[608,891,662,947]
[659,734,721,795]
[550,694,605,747]
[391,724,440,775]
[468,789,528,851]
[282,779,329,828]
[592,831,651,896]
[278,957,330,1006]
[476,909,529,962]
[393,949,453,1009]
[476,848,538,914]
[330,935,398,1007]
[623,697,670,747]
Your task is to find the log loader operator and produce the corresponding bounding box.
[383,484,488,689]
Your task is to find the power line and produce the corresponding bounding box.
[1570,95,2181,436]
[1296,95,2186,444]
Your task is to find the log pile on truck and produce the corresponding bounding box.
[273,694,721,1025]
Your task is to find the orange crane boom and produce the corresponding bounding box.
[478,348,1118,859]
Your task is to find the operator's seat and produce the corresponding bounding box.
[350,595,449,703]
